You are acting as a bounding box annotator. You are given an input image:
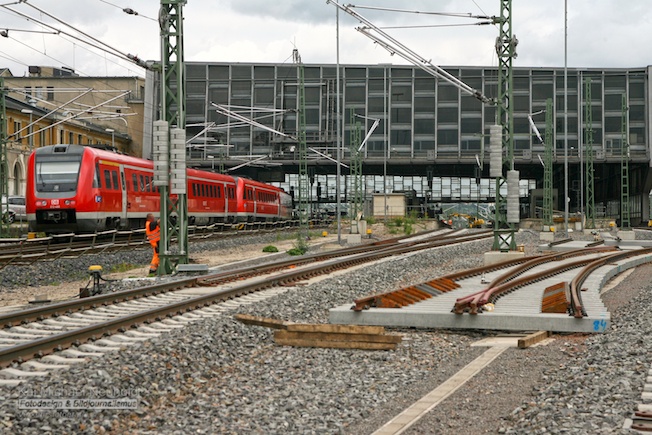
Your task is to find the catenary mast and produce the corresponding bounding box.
[154,0,189,274]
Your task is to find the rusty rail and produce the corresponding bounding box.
[453,257,600,314]
[352,248,608,311]
[568,248,652,318]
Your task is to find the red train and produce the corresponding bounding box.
[26,144,293,234]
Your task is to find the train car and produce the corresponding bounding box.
[186,167,238,225]
[27,144,154,233]
[26,144,244,233]
[234,177,293,222]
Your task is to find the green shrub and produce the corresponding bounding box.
[262,245,279,253]
[287,236,309,256]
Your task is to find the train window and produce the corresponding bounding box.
[35,156,83,193]
[104,170,112,190]
[192,183,196,196]
[132,174,138,191]
[111,171,119,190]
[145,176,151,192]
[201,184,206,197]
[120,171,126,191]
[94,164,101,188]
[209,185,214,198]
[139,175,144,192]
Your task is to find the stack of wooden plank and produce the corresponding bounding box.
[541,282,569,314]
[235,314,401,350]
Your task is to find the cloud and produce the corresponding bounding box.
[0,0,650,78]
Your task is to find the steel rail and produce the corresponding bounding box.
[0,218,319,269]
[568,247,652,318]
[0,228,459,328]
[0,230,492,367]
[0,278,198,328]
[352,249,605,312]
[453,256,603,315]
[483,247,614,289]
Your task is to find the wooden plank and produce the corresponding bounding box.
[541,282,569,313]
[234,314,288,330]
[517,331,550,349]
[274,336,397,351]
[286,323,385,335]
[275,330,402,344]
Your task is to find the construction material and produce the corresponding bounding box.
[234,314,288,330]
[517,331,551,349]
[235,314,401,350]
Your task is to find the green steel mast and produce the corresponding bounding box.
[157,0,189,274]
[349,110,363,219]
[492,0,517,251]
[583,78,595,229]
[620,93,630,229]
[294,49,309,236]
[543,98,554,228]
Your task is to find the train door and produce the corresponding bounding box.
[119,165,128,227]
[252,187,258,219]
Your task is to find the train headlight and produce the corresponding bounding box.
[64,200,75,206]
[36,200,47,206]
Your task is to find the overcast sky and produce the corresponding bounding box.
[0,0,650,78]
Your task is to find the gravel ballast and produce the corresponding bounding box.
[1,228,651,434]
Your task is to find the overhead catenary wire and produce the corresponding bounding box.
[346,4,493,20]
[378,22,492,30]
[1,2,150,70]
[98,0,157,22]
[327,1,494,105]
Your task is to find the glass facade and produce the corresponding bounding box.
[181,62,648,164]
[149,62,650,218]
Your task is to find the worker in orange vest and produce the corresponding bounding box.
[145,213,160,275]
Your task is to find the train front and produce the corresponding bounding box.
[27,144,98,233]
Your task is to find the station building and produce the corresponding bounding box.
[143,62,652,224]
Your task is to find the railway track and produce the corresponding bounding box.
[0,228,491,379]
[0,218,319,269]
[336,243,652,333]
